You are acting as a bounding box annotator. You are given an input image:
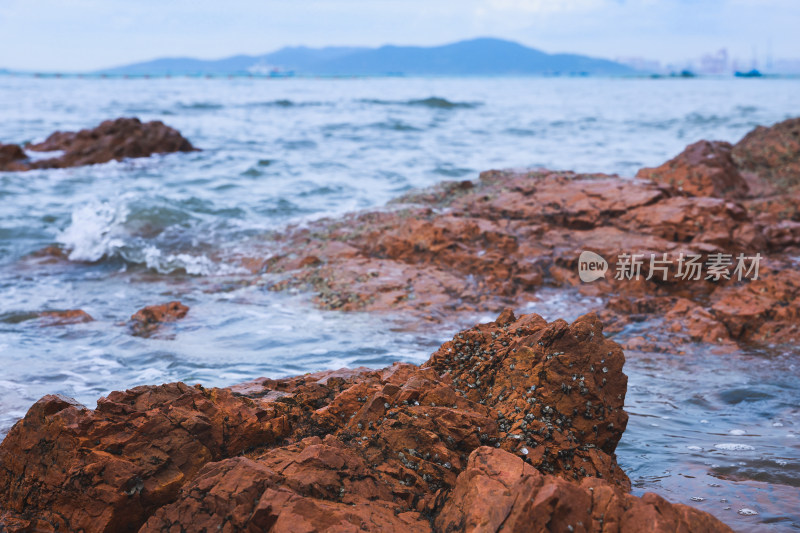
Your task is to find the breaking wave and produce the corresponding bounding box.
[56,200,241,276]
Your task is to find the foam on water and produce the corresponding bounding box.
[58,201,128,262]
[715,443,757,451]
[136,245,243,276]
[55,197,246,275]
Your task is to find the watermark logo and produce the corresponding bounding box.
[577,251,762,283]
[578,251,608,282]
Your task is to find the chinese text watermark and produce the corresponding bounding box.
[579,252,762,283]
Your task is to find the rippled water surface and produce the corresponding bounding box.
[1,75,799,530]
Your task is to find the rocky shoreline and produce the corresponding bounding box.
[0,311,730,532]
[1,117,799,531]
[244,117,800,352]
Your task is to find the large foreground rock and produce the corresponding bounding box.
[0,311,729,532]
[0,383,281,532]
[0,117,196,171]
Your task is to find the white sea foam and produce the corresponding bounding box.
[714,443,755,451]
[58,201,128,262]
[137,245,244,276]
[58,203,243,276]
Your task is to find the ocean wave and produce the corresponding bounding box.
[243,99,325,108]
[176,101,224,110]
[503,127,539,137]
[684,112,729,127]
[432,165,473,177]
[58,201,128,262]
[55,200,241,276]
[122,106,176,116]
[127,245,238,276]
[359,97,481,109]
[369,119,423,132]
[280,139,318,150]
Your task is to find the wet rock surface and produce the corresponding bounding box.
[0,309,94,327]
[36,309,94,326]
[0,311,729,532]
[0,383,281,532]
[637,140,749,199]
[250,118,800,352]
[732,116,800,194]
[129,301,189,336]
[0,117,196,171]
[0,143,28,171]
[436,447,728,533]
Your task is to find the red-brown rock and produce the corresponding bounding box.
[253,164,791,351]
[244,118,800,353]
[0,118,196,171]
[37,309,94,326]
[0,143,28,171]
[424,310,629,487]
[129,301,189,336]
[636,140,749,199]
[436,446,732,533]
[0,384,285,532]
[141,436,436,533]
[710,265,800,344]
[0,311,724,533]
[0,310,726,533]
[732,116,800,193]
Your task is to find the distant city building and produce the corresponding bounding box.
[698,49,728,75]
[615,56,663,74]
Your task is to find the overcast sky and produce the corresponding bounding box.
[0,0,797,71]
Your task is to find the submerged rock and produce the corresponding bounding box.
[129,301,189,336]
[0,311,730,532]
[36,309,94,326]
[0,117,197,171]
[0,143,27,171]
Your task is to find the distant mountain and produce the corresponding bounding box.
[99,38,637,77]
